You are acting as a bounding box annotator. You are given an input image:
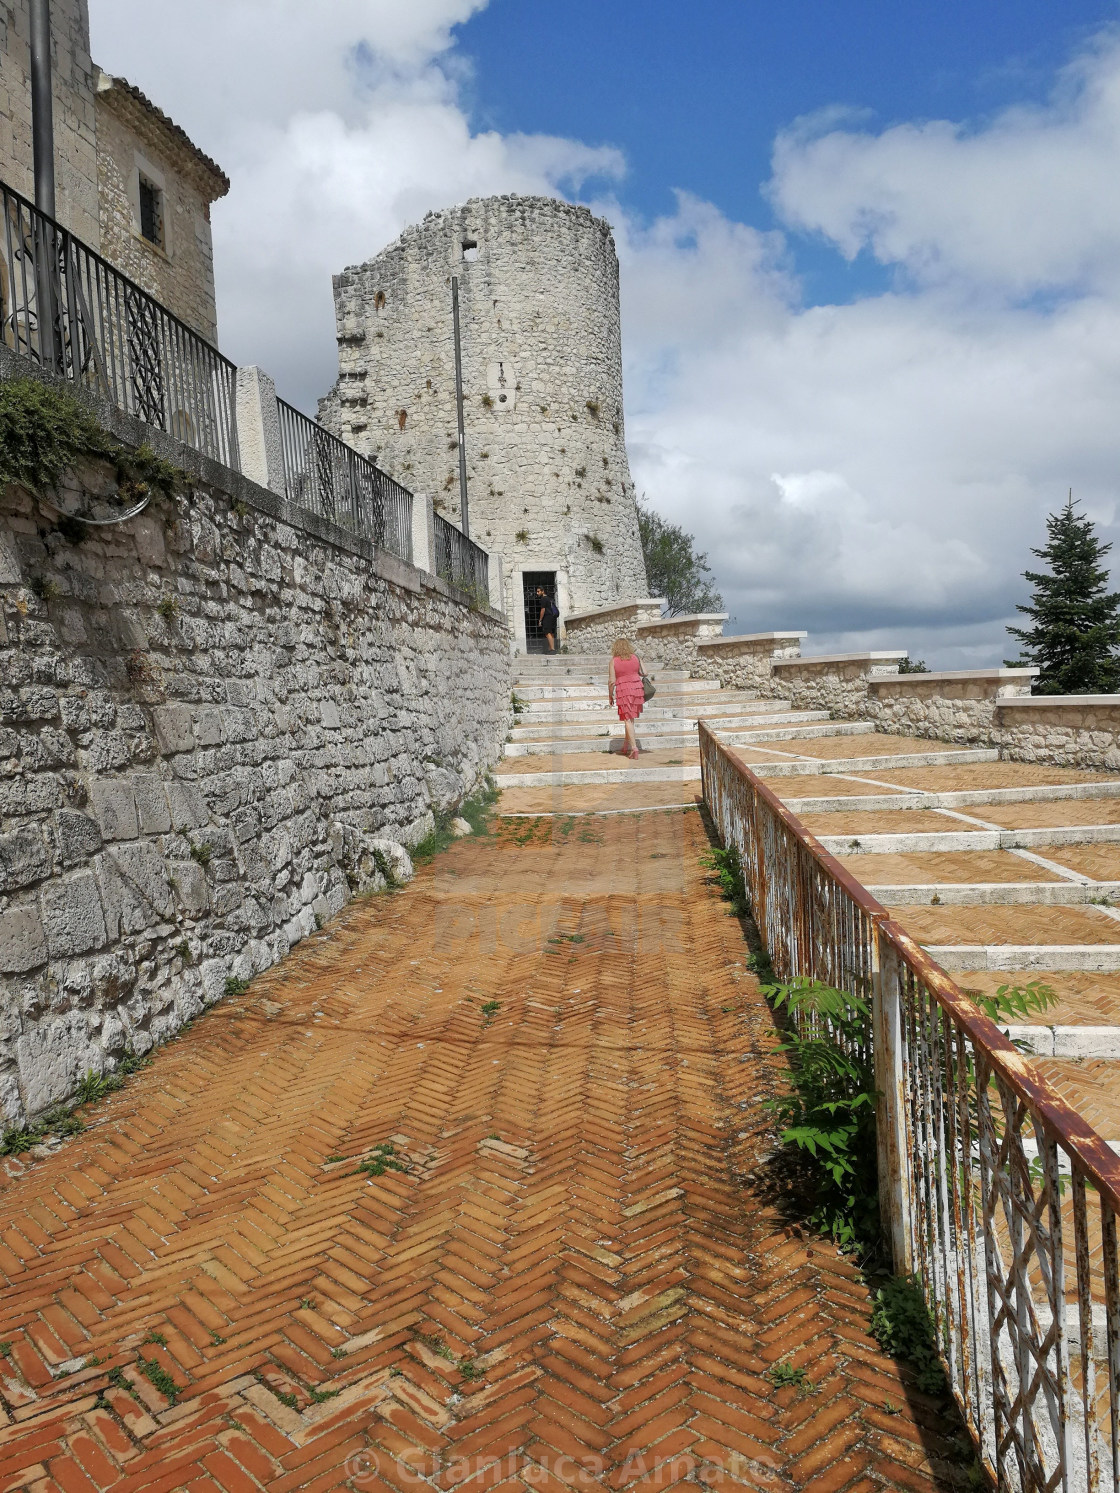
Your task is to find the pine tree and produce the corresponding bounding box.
[1006,493,1120,694]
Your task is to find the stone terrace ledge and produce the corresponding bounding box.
[635,612,728,671]
[995,694,1120,771]
[870,667,1038,744]
[693,630,806,691]
[563,597,667,653]
[770,651,907,716]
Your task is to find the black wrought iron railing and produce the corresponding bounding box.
[0,179,239,468]
[276,398,412,563]
[434,510,489,600]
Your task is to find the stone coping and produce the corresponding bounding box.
[635,612,729,631]
[869,667,1039,688]
[996,695,1120,709]
[772,651,907,670]
[697,630,806,650]
[565,597,667,624]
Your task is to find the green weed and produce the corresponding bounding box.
[136,1353,180,1403]
[701,845,748,918]
[870,1274,946,1395]
[765,1360,811,1391]
[351,1142,406,1179]
[762,978,879,1250]
[225,976,251,998]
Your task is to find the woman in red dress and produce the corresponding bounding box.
[608,638,646,760]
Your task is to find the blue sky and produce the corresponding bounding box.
[458,0,1117,306]
[94,0,1120,665]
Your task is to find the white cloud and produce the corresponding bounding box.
[87,4,1120,668]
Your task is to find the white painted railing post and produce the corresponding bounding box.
[234,366,286,497]
[411,493,437,575]
[873,938,915,1273]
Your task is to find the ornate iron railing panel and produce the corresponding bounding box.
[433,510,489,600]
[0,180,239,468]
[699,722,1120,1492]
[276,398,412,564]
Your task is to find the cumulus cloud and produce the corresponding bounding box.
[88,4,1120,667]
[89,1,624,395]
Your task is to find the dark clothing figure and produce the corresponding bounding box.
[537,590,560,651]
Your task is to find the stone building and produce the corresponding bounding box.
[0,0,228,340]
[321,195,649,650]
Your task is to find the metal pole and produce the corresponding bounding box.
[451,275,469,538]
[30,0,56,219]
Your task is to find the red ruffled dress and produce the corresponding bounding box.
[613,654,645,722]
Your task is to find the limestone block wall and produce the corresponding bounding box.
[322,195,648,634]
[869,671,1037,744]
[995,699,1120,771]
[692,633,805,693]
[563,599,665,655]
[0,0,99,244]
[772,654,906,717]
[0,431,509,1126]
[633,614,727,671]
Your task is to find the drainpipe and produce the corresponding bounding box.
[30,0,56,218]
[451,275,470,538]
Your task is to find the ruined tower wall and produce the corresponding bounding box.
[322,196,648,640]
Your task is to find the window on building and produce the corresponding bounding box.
[461,239,478,262]
[138,175,164,247]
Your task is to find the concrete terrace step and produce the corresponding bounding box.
[750,748,1000,778]
[504,732,701,757]
[868,881,1120,906]
[816,823,1120,854]
[496,744,999,788]
[929,944,1120,972]
[513,679,719,700]
[509,709,826,741]
[779,780,1120,815]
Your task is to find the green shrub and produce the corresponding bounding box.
[870,1274,946,1395]
[763,977,879,1249]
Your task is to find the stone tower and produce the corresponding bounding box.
[322,195,648,648]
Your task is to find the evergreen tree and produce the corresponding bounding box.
[1006,493,1120,694]
[638,503,723,616]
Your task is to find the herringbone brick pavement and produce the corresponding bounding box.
[0,812,966,1491]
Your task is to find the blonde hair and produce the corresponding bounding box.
[612,638,635,659]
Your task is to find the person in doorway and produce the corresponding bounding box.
[536,587,560,652]
[608,637,646,760]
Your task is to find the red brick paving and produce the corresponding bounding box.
[0,813,966,1490]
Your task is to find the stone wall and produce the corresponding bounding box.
[772,654,906,717]
[322,195,649,637]
[0,416,509,1126]
[0,0,100,244]
[633,614,727,671]
[94,74,226,341]
[692,633,805,693]
[563,598,665,656]
[995,698,1120,771]
[869,670,1036,744]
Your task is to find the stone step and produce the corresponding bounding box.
[750,748,1000,778]
[869,881,1120,906]
[497,763,704,787]
[816,822,1120,854]
[509,708,822,741]
[773,780,1120,815]
[514,693,767,715]
[504,733,700,758]
[720,719,876,747]
[513,679,718,700]
[929,945,1120,973]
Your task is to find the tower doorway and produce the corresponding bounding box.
[522,571,557,654]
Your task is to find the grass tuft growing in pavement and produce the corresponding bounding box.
[137,1354,181,1403]
[350,1142,406,1178]
[412,777,499,864]
[765,1360,811,1391]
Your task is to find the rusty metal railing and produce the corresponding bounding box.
[699,722,1120,1492]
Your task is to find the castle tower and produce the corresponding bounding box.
[322,195,649,650]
